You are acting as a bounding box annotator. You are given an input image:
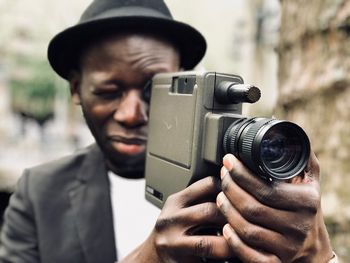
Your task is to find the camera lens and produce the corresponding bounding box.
[223,118,310,180]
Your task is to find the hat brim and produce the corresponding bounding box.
[48,16,206,80]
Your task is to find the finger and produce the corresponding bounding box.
[173,176,221,207]
[220,165,230,180]
[218,173,312,240]
[216,192,292,257]
[222,224,281,263]
[303,151,320,182]
[155,202,225,233]
[289,151,320,185]
[173,234,235,260]
[172,202,227,231]
[160,201,226,237]
[223,154,235,171]
[222,154,320,212]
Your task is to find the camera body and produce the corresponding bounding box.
[145,71,309,209]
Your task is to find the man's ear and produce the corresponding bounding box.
[69,71,82,105]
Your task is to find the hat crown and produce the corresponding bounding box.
[48,0,207,80]
[81,0,173,22]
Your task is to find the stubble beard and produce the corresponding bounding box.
[80,106,146,179]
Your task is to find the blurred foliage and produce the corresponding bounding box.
[9,58,57,125]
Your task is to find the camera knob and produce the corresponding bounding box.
[215,81,261,104]
[243,85,261,103]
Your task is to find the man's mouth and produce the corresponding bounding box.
[108,135,147,155]
[108,135,147,145]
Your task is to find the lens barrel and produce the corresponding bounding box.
[223,118,310,180]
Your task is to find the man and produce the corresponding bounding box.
[0,0,335,262]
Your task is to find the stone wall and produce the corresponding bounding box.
[275,0,350,261]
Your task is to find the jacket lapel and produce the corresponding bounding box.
[68,145,117,263]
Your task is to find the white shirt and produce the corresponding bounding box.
[108,171,161,259]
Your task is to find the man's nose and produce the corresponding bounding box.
[114,90,148,127]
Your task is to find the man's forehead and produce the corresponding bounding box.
[80,32,180,66]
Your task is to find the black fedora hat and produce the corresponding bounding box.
[48,0,207,80]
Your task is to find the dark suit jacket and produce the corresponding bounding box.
[0,144,117,263]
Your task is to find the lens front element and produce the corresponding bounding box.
[223,118,310,180]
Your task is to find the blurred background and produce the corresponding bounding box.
[0,0,349,261]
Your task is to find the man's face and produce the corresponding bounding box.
[70,33,180,176]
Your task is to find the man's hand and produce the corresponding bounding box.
[216,152,333,263]
[121,176,235,263]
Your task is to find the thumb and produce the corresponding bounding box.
[289,151,320,184]
[303,151,320,183]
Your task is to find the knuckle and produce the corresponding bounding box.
[270,232,306,260]
[194,237,213,258]
[280,245,300,263]
[164,193,177,206]
[241,204,265,221]
[239,226,268,249]
[202,176,217,192]
[303,188,320,214]
[277,236,304,261]
[201,202,218,218]
[243,227,261,245]
[154,235,169,251]
[241,226,254,241]
[258,185,277,204]
[293,222,312,241]
[168,188,192,208]
[198,176,220,191]
[154,234,177,256]
[205,175,218,186]
[288,244,300,259]
[155,216,175,232]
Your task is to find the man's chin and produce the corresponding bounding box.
[104,141,146,167]
[105,144,146,179]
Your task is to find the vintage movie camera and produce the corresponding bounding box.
[145,71,310,209]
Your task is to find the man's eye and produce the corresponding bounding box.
[94,89,123,99]
[142,80,152,103]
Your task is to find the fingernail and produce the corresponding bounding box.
[216,192,224,207]
[223,154,235,171]
[220,167,229,180]
[222,224,234,239]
